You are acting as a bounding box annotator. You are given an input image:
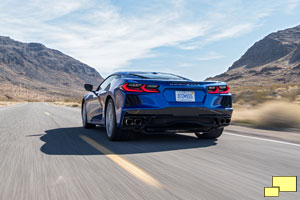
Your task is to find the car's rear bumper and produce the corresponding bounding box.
[120,107,232,133]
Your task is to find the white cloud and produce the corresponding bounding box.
[178,63,194,67]
[0,0,210,74]
[177,40,204,50]
[285,0,300,13]
[197,54,225,61]
[176,1,278,50]
[206,23,256,43]
[0,0,297,76]
[176,23,257,50]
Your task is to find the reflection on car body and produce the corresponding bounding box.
[81,72,233,141]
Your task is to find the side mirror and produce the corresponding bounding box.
[84,84,93,92]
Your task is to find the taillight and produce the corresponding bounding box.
[122,83,160,93]
[207,86,229,94]
[218,86,230,94]
[141,84,159,93]
[122,83,143,92]
[208,86,219,94]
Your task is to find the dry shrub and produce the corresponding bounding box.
[233,101,300,129]
[0,101,20,107]
[255,101,300,129]
[231,83,300,105]
[63,98,81,103]
[252,90,267,104]
[52,101,80,108]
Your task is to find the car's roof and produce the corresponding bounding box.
[107,71,223,84]
[113,71,173,75]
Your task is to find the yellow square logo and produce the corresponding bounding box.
[264,187,279,197]
[273,176,297,192]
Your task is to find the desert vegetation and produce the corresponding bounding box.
[51,98,81,108]
[230,83,300,105]
[0,82,84,106]
[232,101,300,129]
[0,82,58,102]
[231,83,300,130]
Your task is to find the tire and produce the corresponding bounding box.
[82,102,96,129]
[105,99,134,141]
[195,128,224,139]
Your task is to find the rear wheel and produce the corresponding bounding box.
[105,99,133,141]
[195,128,224,139]
[82,102,96,129]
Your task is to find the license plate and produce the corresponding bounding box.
[175,91,195,102]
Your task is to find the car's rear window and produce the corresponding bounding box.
[130,73,187,80]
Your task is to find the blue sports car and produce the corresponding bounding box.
[82,72,232,141]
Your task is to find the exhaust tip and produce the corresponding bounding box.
[134,119,142,126]
[126,119,133,125]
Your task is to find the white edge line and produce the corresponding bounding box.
[225,132,300,147]
[0,107,9,111]
[0,103,26,111]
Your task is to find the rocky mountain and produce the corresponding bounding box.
[0,36,103,100]
[208,25,300,85]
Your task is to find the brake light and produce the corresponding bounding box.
[141,85,159,93]
[208,86,219,94]
[207,86,230,94]
[122,83,160,93]
[122,83,143,92]
[218,86,230,94]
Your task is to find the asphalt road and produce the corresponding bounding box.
[0,103,299,200]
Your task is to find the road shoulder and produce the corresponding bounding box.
[225,125,300,144]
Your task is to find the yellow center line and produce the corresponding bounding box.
[80,135,163,189]
[44,112,51,116]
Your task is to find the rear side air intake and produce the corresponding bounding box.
[125,94,142,107]
[220,96,232,108]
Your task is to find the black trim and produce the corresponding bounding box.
[125,94,142,107]
[221,96,232,108]
[121,114,231,133]
[125,107,232,116]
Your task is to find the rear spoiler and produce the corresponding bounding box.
[167,81,220,86]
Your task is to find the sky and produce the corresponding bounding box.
[0,0,300,80]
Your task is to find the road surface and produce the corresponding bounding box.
[0,103,299,200]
